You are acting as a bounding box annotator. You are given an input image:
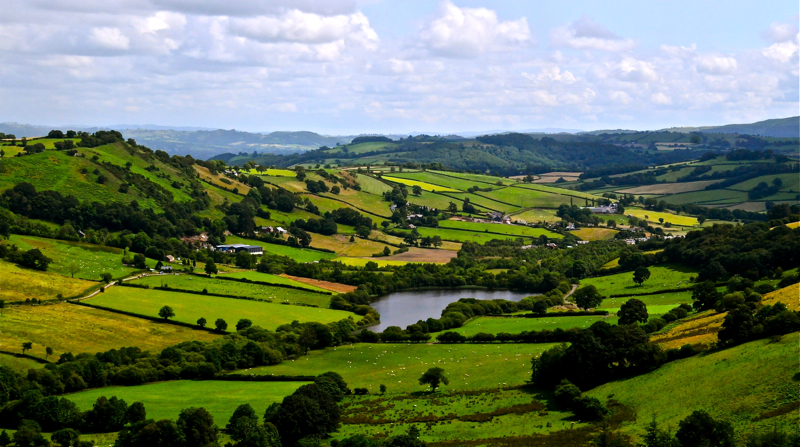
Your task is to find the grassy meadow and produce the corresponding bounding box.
[438,220,562,239]
[332,257,411,267]
[0,303,219,359]
[219,271,330,293]
[0,353,46,373]
[86,287,358,331]
[381,176,460,192]
[224,235,335,263]
[580,264,696,297]
[0,259,97,302]
[623,207,699,226]
[570,227,618,241]
[456,315,619,336]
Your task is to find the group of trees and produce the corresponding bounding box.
[0,245,52,271]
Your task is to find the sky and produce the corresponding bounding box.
[0,0,797,134]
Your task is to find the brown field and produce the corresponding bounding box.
[383,247,458,263]
[279,274,357,293]
[0,303,219,359]
[616,180,718,195]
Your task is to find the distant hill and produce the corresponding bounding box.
[662,116,799,138]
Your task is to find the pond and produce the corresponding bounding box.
[369,289,535,331]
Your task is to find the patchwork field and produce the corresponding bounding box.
[67,380,308,425]
[598,290,695,314]
[0,260,96,302]
[128,274,332,307]
[623,208,699,226]
[86,287,359,331]
[240,343,560,393]
[381,176,459,192]
[219,271,330,292]
[569,227,618,241]
[616,180,718,195]
[579,264,696,297]
[0,303,219,359]
[509,208,560,223]
[413,227,544,244]
[332,257,411,267]
[279,274,358,293]
[586,333,799,435]
[0,353,46,373]
[439,220,562,239]
[311,233,395,257]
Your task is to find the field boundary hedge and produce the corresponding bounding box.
[492,310,610,318]
[187,272,333,295]
[609,286,694,298]
[213,374,316,382]
[0,350,51,364]
[67,300,229,334]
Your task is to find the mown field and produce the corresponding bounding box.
[332,257,410,267]
[248,168,295,177]
[129,274,332,307]
[240,343,559,394]
[66,380,308,426]
[586,333,799,436]
[0,303,219,359]
[0,259,96,302]
[311,233,397,257]
[598,290,695,314]
[456,315,619,336]
[438,220,562,239]
[86,286,357,331]
[509,208,560,223]
[580,264,696,297]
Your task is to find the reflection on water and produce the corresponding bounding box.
[369,289,535,331]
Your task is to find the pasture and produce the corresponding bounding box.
[67,380,308,426]
[586,333,799,435]
[240,342,560,394]
[616,180,718,195]
[569,228,618,241]
[129,274,332,307]
[87,287,358,331]
[320,189,392,217]
[381,176,459,192]
[414,227,530,244]
[390,171,491,191]
[311,233,397,257]
[438,220,562,239]
[0,303,218,359]
[220,271,329,292]
[0,259,96,302]
[598,290,695,313]
[332,257,410,267]
[224,235,335,263]
[509,208,559,223]
[0,353,46,373]
[456,315,619,336]
[579,264,696,297]
[248,168,296,177]
[623,208,698,226]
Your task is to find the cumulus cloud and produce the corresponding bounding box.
[651,92,671,104]
[230,10,378,49]
[550,15,635,52]
[419,1,531,58]
[89,27,131,50]
[614,58,658,82]
[763,20,799,42]
[695,54,737,74]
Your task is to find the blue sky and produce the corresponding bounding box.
[0,0,797,134]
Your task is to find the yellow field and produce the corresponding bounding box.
[249,168,296,177]
[381,176,459,192]
[625,207,698,226]
[570,227,618,241]
[0,303,219,359]
[0,260,97,302]
[787,222,800,229]
[651,283,799,349]
[509,208,560,223]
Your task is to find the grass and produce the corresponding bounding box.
[438,220,562,239]
[509,208,560,223]
[66,380,308,426]
[477,187,572,209]
[390,171,490,191]
[239,343,560,393]
[381,176,459,192]
[456,315,620,336]
[0,303,219,359]
[0,259,97,302]
[598,290,695,313]
[7,234,163,280]
[128,274,332,307]
[332,257,411,267]
[319,189,392,218]
[570,228,618,241]
[586,333,799,437]
[247,168,296,177]
[580,264,696,297]
[623,208,698,226]
[411,227,539,244]
[224,235,335,263]
[727,173,799,191]
[21,138,82,149]
[352,173,393,195]
[219,271,330,293]
[0,353,46,373]
[660,189,749,205]
[86,287,358,331]
[616,180,718,195]
[311,233,397,257]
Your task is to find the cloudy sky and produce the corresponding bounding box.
[1,0,797,134]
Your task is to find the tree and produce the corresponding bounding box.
[197,317,207,328]
[215,318,228,332]
[573,285,604,310]
[697,215,707,225]
[331,185,341,195]
[22,342,32,355]
[177,407,219,447]
[205,260,218,276]
[12,420,48,447]
[66,262,81,278]
[52,428,80,447]
[675,410,734,447]
[691,281,721,311]
[158,306,175,320]
[235,251,254,269]
[269,384,340,446]
[633,266,651,286]
[380,384,387,395]
[618,299,648,325]
[0,300,4,317]
[447,202,458,213]
[412,185,422,196]
[100,272,113,283]
[20,249,52,271]
[45,347,53,360]
[383,246,391,256]
[227,404,259,442]
[419,367,449,392]
[236,319,253,331]
[126,402,147,424]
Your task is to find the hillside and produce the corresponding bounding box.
[698,116,799,138]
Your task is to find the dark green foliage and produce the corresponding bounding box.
[158,306,175,320]
[176,407,219,447]
[553,379,582,408]
[226,404,259,442]
[573,285,604,310]
[215,318,228,332]
[236,319,253,331]
[115,419,185,447]
[633,266,651,285]
[269,383,339,447]
[691,281,721,311]
[51,428,81,447]
[675,410,734,447]
[0,431,9,447]
[19,249,52,271]
[418,367,449,392]
[618,299,648,325]
[126,402,147,424]
[84,396,129,433]
[338,435,380,447]
[12,420,48,447]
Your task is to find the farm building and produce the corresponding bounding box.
[583,204,617,214]
[214,244,264,255]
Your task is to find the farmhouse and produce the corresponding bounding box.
[214,244,264,255]
[583,204,617,214]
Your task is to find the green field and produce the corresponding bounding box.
[456,315,619,336]
[23,138,82,149]
[509,208,560,223]
[570,227,618,241]
[381,176,459,192]
[411,227,537,244]
[598,290,695,313]
[219,271,329,293]
[332,257,410,267]
[437,171,514,186]
[319,189,392,217]
[224,235,335,263]
[240,342,559,393]
[728,173,799,191]
[580,264,696,297]
[351,173,393,195]
[66,380,308,425]
[7,234,163,280]
[438,220,562,239]
[624,208,698,226]
[586,333,799,436]
[477,187,574,209]
[86,287,358,331]
[129,274,332,307]
[0,353,46,373]
[0,259,97,302]
[248,168,296,177]
[390,171,490,192]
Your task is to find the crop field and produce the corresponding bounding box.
[279,274,358,293]
[309,233,389,257]
[390,171,492,192]
[0,303,219,359]
[438,220,562,239]
[240,342,560,393]
[224,235,335,263]
[317,190,391,218]
[437,191,520,213]
[569,228,618,241]
[586,333,799,435]
[87,287,358,331]
[623,207,698,226]
[305,195,385,225]
[438,171,514,186]
[616,180,718,195]
[0,353,46,373]
[456,315,619,336]
[381,176,460,192]
[129,274,332,307]
[579,264,696,297]
[67,380,308,425]
[660,189,749,205]
[332,257,411,267]
[382,247,459,263]
[788,221,800,229]
[0,259,96,302]
[512,183,599,200]
[352,173,393,195]
[8,234,155,280]
[248,168,296,177]
[220,271,330,292]
[263,175,310,193]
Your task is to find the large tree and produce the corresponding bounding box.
[633,266,651,286]
[573,285,604,310]
[419,367,449,392]
[617,299,648,325]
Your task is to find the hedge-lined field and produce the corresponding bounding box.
[220,271,330,292]
[0,259,96,302]
[438,220,562,239]
[580,264,696,296]
[456,315,619,336]
[381,176,460,192]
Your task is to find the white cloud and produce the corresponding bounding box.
[763,20,799,43]
[230,10,378,49]
[524,66,577,84]
[419,1,531,58]
[762,41,799,63]
[696,54,737,74]
[651,92,672,104]
[614,58,658,82]
[550,15,635,52]
[611,91,631,104]
[90,27,131,50]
